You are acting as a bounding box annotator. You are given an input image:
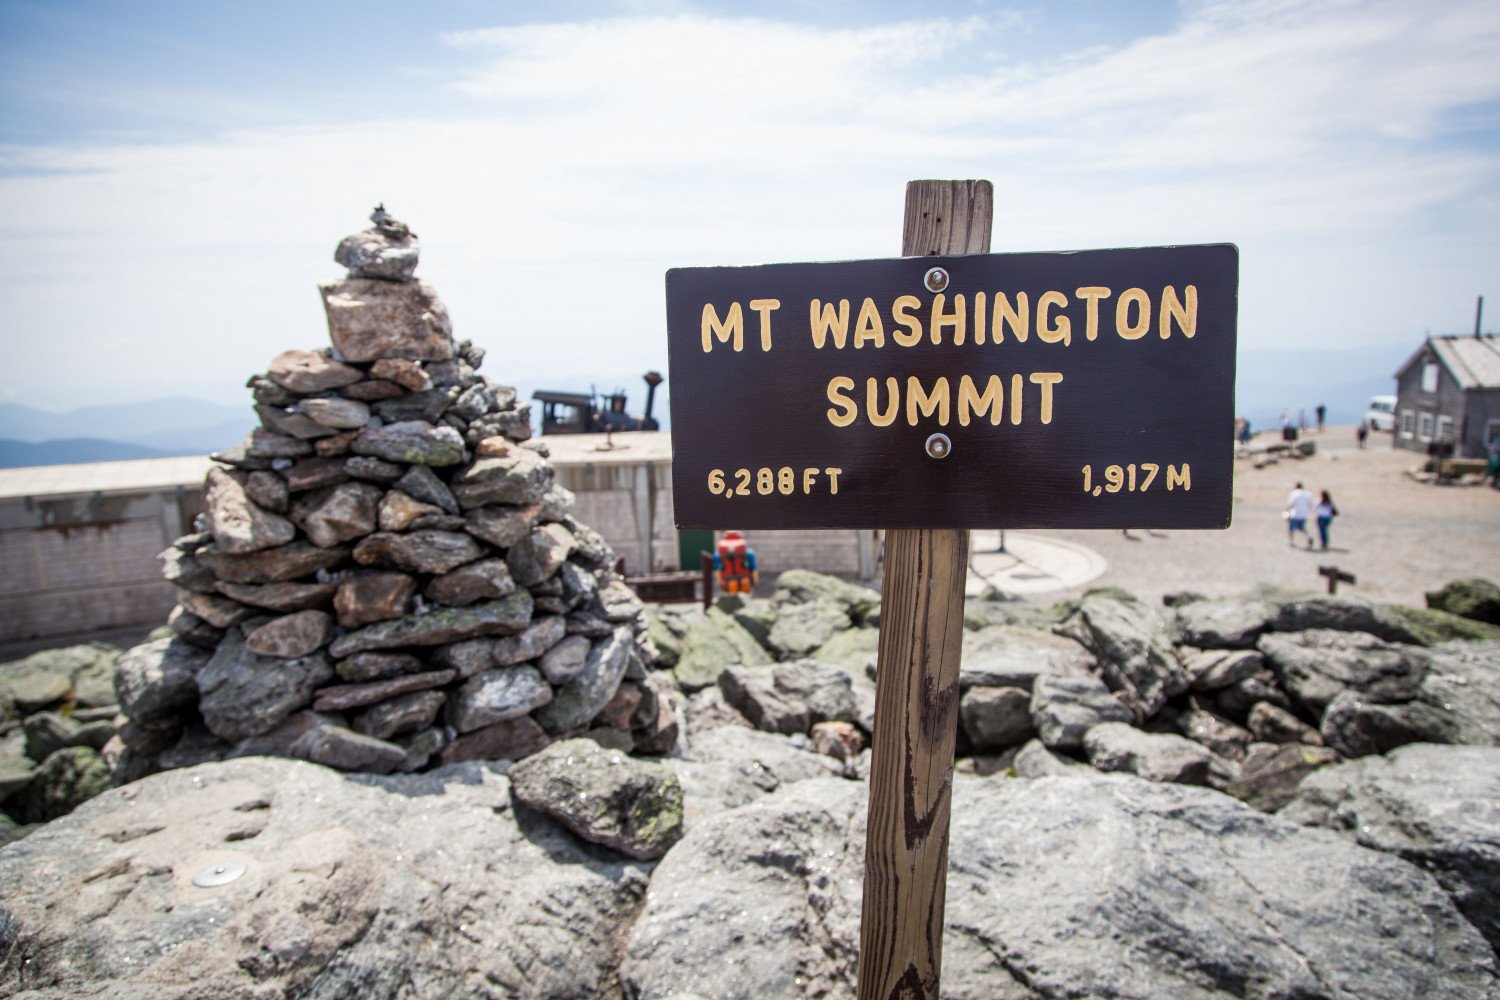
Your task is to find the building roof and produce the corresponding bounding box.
[1395,334,1500,389]
[0,455,216,501]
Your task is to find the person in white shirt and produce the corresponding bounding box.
[1285,483,1314,548]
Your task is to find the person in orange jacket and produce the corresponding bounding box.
[713,531,759,594]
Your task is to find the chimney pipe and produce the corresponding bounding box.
[642,371,663,429]
[1476,295,1484,338]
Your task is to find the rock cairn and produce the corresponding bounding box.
[112,207,671,778]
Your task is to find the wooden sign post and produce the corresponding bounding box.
[855,180,988,999]
[663,180,1238,999]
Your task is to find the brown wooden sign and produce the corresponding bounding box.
[666,244,1238,530]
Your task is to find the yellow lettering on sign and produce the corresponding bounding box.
[1075,286,1111,342]
[749,298,779,352]
[1029,372,1063,424]
[701,302,744,352]
[993,292,1028,343]
[892,295,923,347]
[826,376,857,427]
[1160,284,1197,339]
[810,299,850,349]
[853,297,886,349]
[906,375,949,426]
[1116,288,1150,340]
[1037,291,1071,346]
[931,294,966,346]
[957,374,1003,426]
[868,377,900,427]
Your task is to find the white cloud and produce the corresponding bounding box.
[0,0,1496,413]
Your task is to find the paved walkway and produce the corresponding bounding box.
[965,531,1107,597]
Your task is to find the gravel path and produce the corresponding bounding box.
[1034,426,1500,609]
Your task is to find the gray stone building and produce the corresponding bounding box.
[1391,334,1500,457]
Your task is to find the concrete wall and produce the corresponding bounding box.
[0,452,873,642]
[0,487,203,643]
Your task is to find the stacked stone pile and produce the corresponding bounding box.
[111,207,670,779]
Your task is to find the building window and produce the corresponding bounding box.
[1419,412,1434,441]
[1421,363,1439,393]
[1400,410,1415,438]
[1436,415,1454,442]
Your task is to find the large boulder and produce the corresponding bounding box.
[1280,743,1500,952]
[1,643,121,717]
[195,631,334,742]
[0,757,649,999]
[620,773,1498,999]
[718,660,856,736]
[958,625,1095,691]
[1057,590,1187,719]
[1258,629,1429,715]
[670,608,771,692]
[508,738,683,860]
[1426,578,1500,625]
[765,600,851,660]
[1175,597,1276,649]
[1083,721,1216,785]
[1029,673,1132,750]
[1272,594,1500,646]
[1417,639,1500,745]
[772,569,879,625]
[664,725,845,828]
[618,777,865,998]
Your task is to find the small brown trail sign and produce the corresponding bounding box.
[664,179,1237,1000]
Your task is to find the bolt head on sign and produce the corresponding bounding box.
[664,244,1238,531]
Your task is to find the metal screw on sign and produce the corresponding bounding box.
[923,266,949,293]
[925,433,952,459]
[192,861,247,887]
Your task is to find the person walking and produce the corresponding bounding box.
[1357,420,1369,449]
[1285,482,1315,548]
[1314,490,1338,550]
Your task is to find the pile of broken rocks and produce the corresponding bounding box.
[2,573,1497,998]
[109,207,670,782]
[655,570,1500,814]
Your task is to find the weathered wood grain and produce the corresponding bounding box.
[856,180,990,1000]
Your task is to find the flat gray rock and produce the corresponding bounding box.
[959,625,1095,691]
[203,467,295,554]
[1280,742,1500,952]
[1030,673,1133,750]
[351,419,465,467]
[534,626,635,734]
[0,756,646,998]
[1175,597,1276,649]
[113,638,208,722]
[196,631,334,742]
[1083,720,1216,785]
[328,592,533,657]
[1057,590,1187,719]
[508,738,683,860]
[718,659,856,736]
[1259,629,1430,714]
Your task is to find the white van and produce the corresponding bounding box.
[1365,394,1396,431]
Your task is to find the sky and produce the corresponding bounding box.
[0,0,1496,420]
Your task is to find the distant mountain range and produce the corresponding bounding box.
[0,397,249,469]
[0,343,1416,469]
